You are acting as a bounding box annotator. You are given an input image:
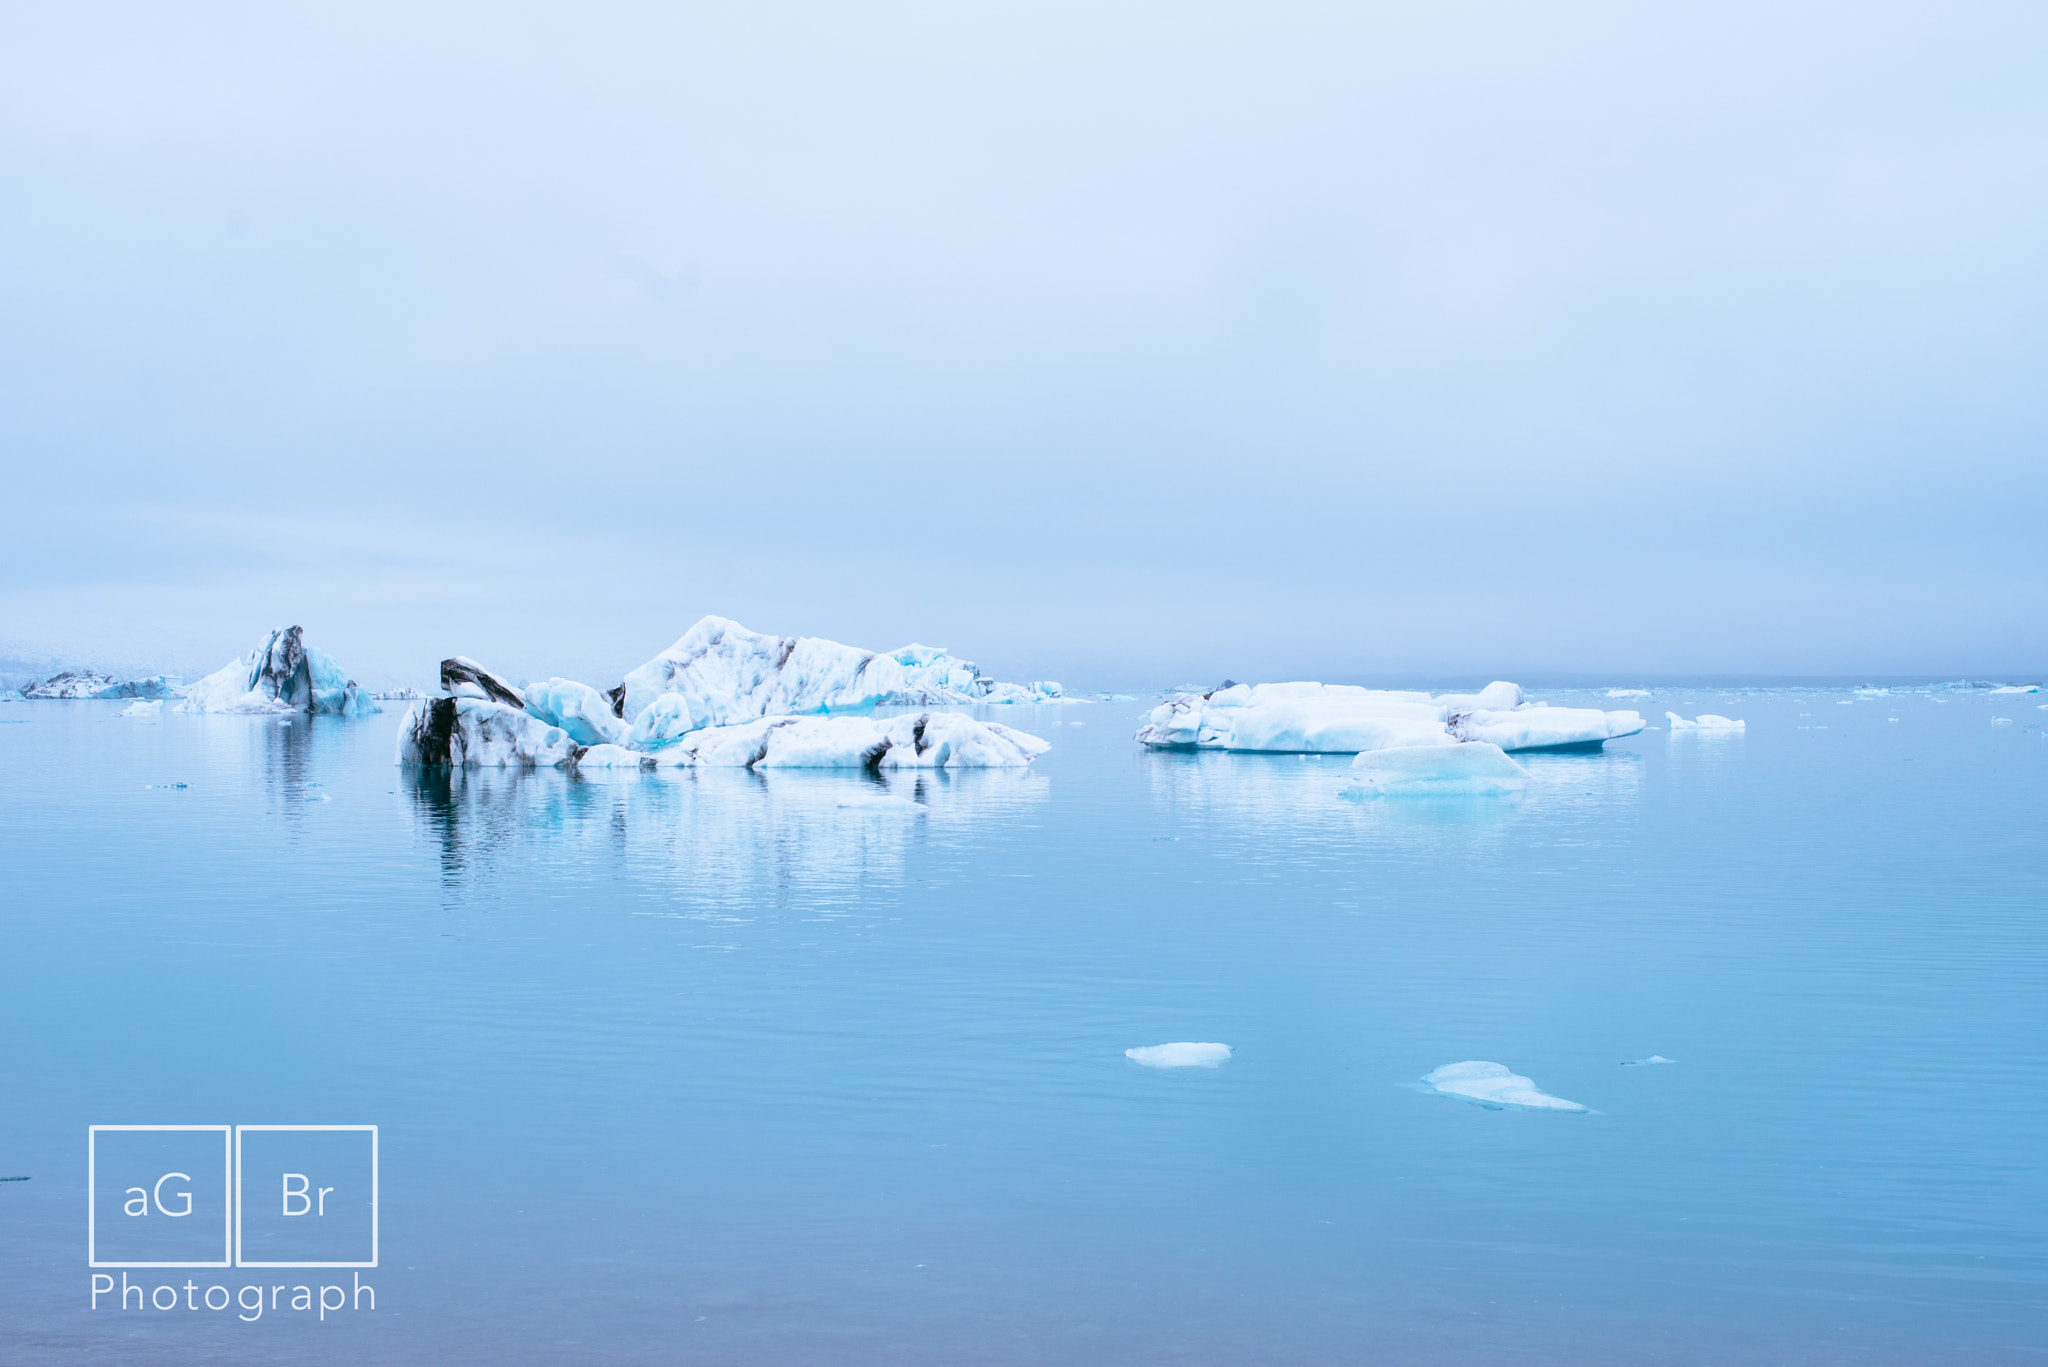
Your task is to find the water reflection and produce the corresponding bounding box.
[405,763,1049,916]
[1141,744,1644,859]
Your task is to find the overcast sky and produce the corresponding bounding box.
[4,2,2044,690]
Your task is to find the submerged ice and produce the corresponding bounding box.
[1341,742,1530,797]
[1421,1061,1587,1112]
[1136,680,1643,755]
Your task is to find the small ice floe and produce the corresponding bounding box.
[1341,742,1529,797]
[1990,684,2041,694]
[1421,1061,1586,1112]
[1606,688,1651,699]
[1666,712,1744,730]
[1126,1042,1232,1069]
[121,699,163,718]
[1853,687,1891,698]
[1621,1055,1675,1066]
[1992,717,2014,726]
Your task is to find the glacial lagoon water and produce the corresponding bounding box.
[1,687,2044,1364]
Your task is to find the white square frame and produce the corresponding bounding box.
[87,1125,234,1268]
[234,1125,379,1268]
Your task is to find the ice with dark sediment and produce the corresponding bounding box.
[178,627,377,716]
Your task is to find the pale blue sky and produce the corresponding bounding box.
[4,2,2044,689]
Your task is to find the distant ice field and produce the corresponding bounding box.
[0,684,2043,1365]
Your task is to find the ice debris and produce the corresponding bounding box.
[1136,680,1642,754]
[1621,1055,1675,1066]
[1341,742,1530,797]
[1125,1043,1232,1068]
[1421,1061,1586,1112]
[1666,712,1745,730]
[1606,688,1652,698]
[178,627,377,716]
[120,699,163,718]
[1992,717,2013,726]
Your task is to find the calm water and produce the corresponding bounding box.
[2,687,2044,1364]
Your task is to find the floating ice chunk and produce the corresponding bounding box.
[179,627,377,715]
[0,690,24,702]
[612,615,1052,724]
[522,677,627,746]
[120,699,163,717]
[646,712,1050,769]
[396,698,579,767]
[1341,742,1530,796]
[1989,684,2041,694]
[1452,706,1645,751]
[1126,1042,1232,1068]
[1136,682,1444,751]
[1421,1061,1586,1111]
[24,669,118,699]
[1621,1055,1675,1066]
[1606,688,1652,699]
[1666,712,1744,730]
[1992,717,2013,725]
[1432,681,1524,712]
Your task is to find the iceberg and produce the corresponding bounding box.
[522,677,628,747]
[1621,1055,1675,1066]
[120,699,163,718]
[610,615,1064,724]
[1606,688,1652,699]
[22,670,182,700]
[1341,742,1530,797]
[1125,1042,1232,1069]
[1990,684,2041,694]
[1421,1061,1586,1112]
[178,627,378,716]
[397,698,580,767]
[1136,680,1642,754]
[1666,712,1745,731]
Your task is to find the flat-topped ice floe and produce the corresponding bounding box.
[1422,1061,1586,1111]
[1137,680,1641,754]
[1341,742,1530,797]
[1126,1042,1232,1068]
[179,627,377,716]
[1667,712,1745,730]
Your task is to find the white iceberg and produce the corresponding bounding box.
[1621,1055,1675,1066]
[1606,688,1652,699]
[1341,742,1530,797]
[1421,1061,1586,1112]
[522,677,628,747]
[178,627,377,716]
[1125,1042,1232,1069]
[1666,712,1745,730]
[612,616,1062,726]
[396,698,580,767]
[1136,679,1641,754]
[1989,684,2040,694]
[120,699,163,718]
